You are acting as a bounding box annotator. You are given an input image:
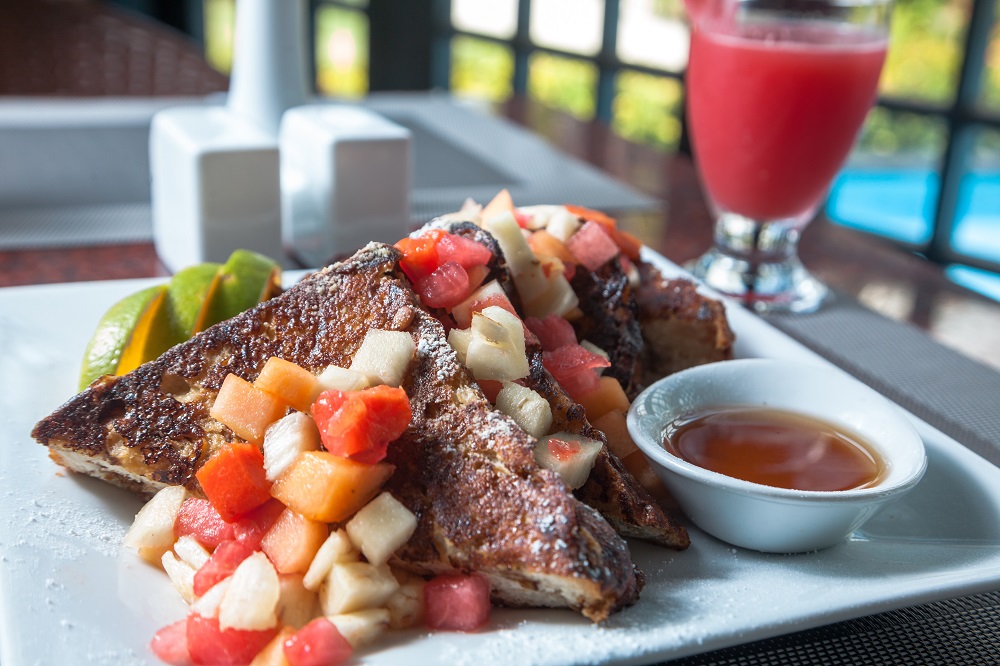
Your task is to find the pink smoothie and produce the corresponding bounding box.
[687,21,887,221]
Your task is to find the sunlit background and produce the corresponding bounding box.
[201,0,1000,302]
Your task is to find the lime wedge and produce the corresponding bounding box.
[78,284,167,390]
[201,249,282,328]
[159,262,223,350]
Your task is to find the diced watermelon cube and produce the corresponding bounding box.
[192,540,254,597]
[416,261,471,309]
[282,617,353,666]
[541,344,611,400]
[525,314,577,352]
[186,614,277,666]
[425,572,491,632]
[566,220,620,271]
[230,499,285,550]
[435,232,493,270]
[175,498,236,549]
[311,386,412,464]
[149,619,191,666]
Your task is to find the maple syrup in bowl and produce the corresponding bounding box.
[628,359,926,553]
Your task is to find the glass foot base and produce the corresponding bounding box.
[686,248,829,314]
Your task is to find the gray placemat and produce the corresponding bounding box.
[764,293,1000,467]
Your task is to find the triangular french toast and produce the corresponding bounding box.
[32,243,639,621]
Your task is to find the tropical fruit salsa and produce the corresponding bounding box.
[120,194,662,665]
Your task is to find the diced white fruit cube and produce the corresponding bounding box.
[161,550,196,604]
[546,207,581,242]
[451,280,509,329]
[466,307,529,382]
[276,573,318,629]
[123,485,188,565]
[534,432,604,490]
[515,205,562,230]
[447,327,472,365]
[173,535,211,570]
[349,329,416,387]
[521,270,579,319]
[219,552,280,631]
[327,609,390,648]
[316,364,370,393]
[495,383,553,438]
[191,579,230,617]
[485,212,537,278]
[319,562,399,615]
[345,492,418,567]
[263,411,321,482]
[303,529,359,591]
[386,569,426,629]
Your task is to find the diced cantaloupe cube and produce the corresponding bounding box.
[270,451,394,523]
[123,485,188,565]
[260,508,330,574]
[254,357,319,413]
[275,574,318,630]
[345,492,417,567]
[576,376,630,423]
[303,530,359,591]
[319,562,399,615]
[211,373,288,445]
[591,409,639,461]
[249,625,295,666]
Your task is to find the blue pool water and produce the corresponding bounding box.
[826,168,1000,301]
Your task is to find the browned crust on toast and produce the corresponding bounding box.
[635,261,735,385]
[33,243,639,621]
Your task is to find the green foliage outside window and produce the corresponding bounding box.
[527,53,598,120]
[612,71,683,151]
[450,37,514,103]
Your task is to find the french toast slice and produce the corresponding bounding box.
[423,219,690,550]
[32,243,639,621]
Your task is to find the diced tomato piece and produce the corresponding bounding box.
[564,203,618,230]
[192,540,254,597]
[175,498,236,549]
[542,344,611,400]
[548,438,582,463]
[186,614,277,666]
[395,229,445,282]
[425,572,491,632]
[196,442,273,522]
[477,379,503,403]
[150,619,192,666]
[566,220,621,272]
[282,617,353,666]
[311,386,412,464]
[415,261,471,309]
[436,233,493,270]
[231,498,285,550]
[525,314,577,352]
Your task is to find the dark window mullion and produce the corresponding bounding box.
[595,0,620,124]
[926,0,996,264]
[513,0,533,95]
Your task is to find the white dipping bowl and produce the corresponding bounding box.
[627,358,927,553]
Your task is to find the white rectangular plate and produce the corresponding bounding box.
[2,253,1000,666]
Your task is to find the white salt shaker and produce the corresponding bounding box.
[149,0,308,272]
[280,105,412,268]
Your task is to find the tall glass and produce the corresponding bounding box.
[685,0,891,313]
